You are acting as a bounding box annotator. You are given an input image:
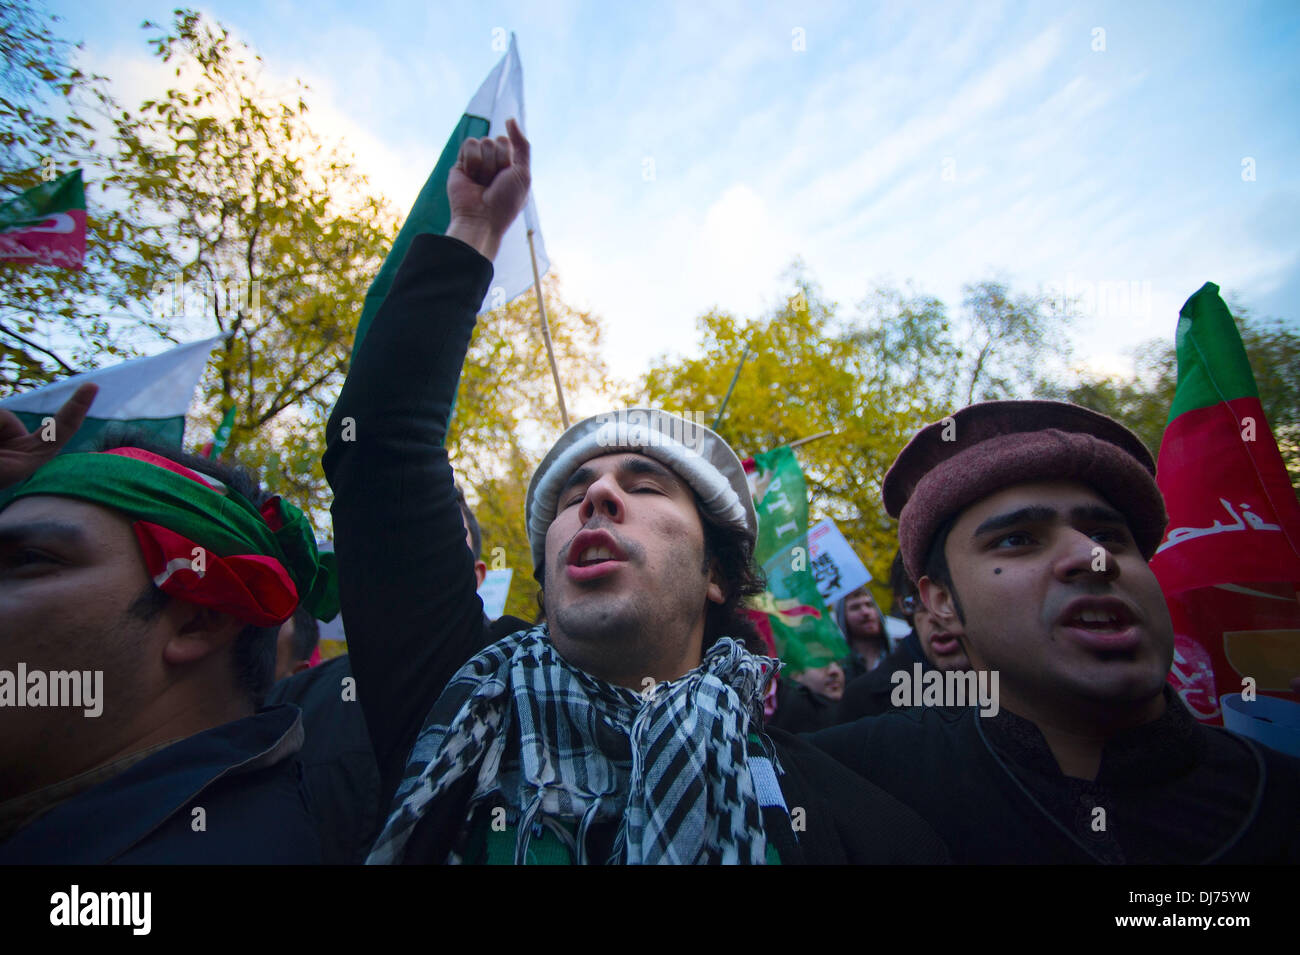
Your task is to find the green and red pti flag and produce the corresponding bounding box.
[0,170,87,270]
[1151,282,1300,728]
[742,446,849,674]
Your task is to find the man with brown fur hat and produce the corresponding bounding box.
[811,401,1300,863]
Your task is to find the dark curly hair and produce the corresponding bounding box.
[694,497,768,655]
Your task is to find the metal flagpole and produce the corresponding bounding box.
[784,429,833,451]
[527,228,568,429]
[712,341,752,431]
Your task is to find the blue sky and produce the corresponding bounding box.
[47,0,1300,391]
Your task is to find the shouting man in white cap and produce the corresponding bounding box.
[324,120,946,864]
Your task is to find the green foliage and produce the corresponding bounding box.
[652,264,1299,616]
[851,282,962,414]
[8,0,1293,631]
[1,3,614,593]
[1239,313,1300,476]
[1,5,399,529]
[0,0,167,390]
[102,10,397,524]
[640,266,1084,607]
[641,269,924,604]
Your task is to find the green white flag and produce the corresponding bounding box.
[352,33,546,352]
[743,446,849,672]
[0,336,224,451]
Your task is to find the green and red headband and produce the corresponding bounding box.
[5,448,338,627]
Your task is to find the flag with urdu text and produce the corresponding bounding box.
[742,446,849,673]
[1150,282,1300,726]
[0,336,224,453]
[0,169,87,269]
[352,32,546,353]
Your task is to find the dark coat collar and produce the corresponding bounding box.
[982,684,1204,786]
[0,704,303,863]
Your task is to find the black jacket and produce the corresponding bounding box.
[810,687,1300,864]
[264,656,380,865]
[0,705,320,863]
[323,233,949,864]
[757,727,950,863]
[266,614,532,864]
[767,677,841,734]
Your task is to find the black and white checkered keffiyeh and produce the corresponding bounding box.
[367,626,780,864]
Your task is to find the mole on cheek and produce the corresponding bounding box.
[994,568,1002,575]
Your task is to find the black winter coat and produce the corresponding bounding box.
[811,688,1300,864]
[0,705,320,863]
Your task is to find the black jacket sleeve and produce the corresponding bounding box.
[323,233,493,810]
[768,728,950,864]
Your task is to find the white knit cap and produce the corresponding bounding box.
[525,408,757,573]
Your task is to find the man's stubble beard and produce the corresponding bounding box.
[967,621,1170,726]
[552,584,654,648]
[542,532,713,684]
[544,528,651,678]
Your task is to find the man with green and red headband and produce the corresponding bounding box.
[0,392,336,862]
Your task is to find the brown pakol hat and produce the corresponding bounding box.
[883,400,1168,582]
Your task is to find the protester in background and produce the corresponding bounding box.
[835,552,972,722]
[794,659,846,700]
[767,659,845,733]
[324,119,948,864]
[266,487,527,865]
[835,585,888,678]
[0,402,331,863]
[274,604,321,682]
[813,401,1300,863]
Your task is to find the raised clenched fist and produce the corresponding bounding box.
[446,117,531,261]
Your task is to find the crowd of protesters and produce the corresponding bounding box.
[2,119,1297,865]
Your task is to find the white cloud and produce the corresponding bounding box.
[59,0,1298,405]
